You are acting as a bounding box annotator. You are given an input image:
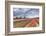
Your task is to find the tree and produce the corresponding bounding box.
[16,17,18,19]
[20,17,22,19]
[24,16,25,19]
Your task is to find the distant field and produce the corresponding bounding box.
[13,18,39,28]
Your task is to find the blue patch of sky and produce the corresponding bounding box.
[13,8,39,18]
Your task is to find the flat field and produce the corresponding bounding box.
[13,18,39,28]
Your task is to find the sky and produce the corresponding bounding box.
[13,8,39,18]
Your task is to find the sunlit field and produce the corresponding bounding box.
[13,17,39,28]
